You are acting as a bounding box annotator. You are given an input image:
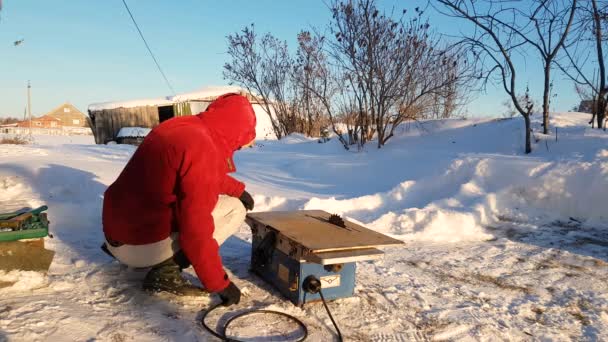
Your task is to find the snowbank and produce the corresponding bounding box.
[244,112,608,244]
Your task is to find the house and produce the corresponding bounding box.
[87,86,277,144]
[16,115,62,129]
[5,103,92,136]
[45,102,90,127]
[0,123,18,134]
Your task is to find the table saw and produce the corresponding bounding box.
[246,210,404,306]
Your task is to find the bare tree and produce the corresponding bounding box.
[435,0,539,154]
[520,0,578,134]
[0,117,19,125]
[293,31,329,136]
[224,25,298,139]
[559,0,607,128]
[292,30,353,148]
[420,52,470,120]
[263,34,299,136]
[326,0,474,148]
[225,2,473,146]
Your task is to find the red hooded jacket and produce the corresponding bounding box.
[102,93,256,292]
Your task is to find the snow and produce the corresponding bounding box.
[0,112,607,341]
[87,97,174,111]
[171,85,245,102]
[116,127,152,138]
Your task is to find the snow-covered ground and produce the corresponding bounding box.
[0,112,606,341]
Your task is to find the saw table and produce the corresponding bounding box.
[246,210,403,306]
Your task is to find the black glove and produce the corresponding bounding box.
[239,190,254,211]
[218,281,241,306]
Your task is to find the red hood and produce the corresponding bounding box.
[197,93,256,170]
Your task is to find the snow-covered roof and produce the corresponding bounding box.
[88,86,248,111]
[88,97,174,111]
[116,127,151,138]
[172,85,244,102]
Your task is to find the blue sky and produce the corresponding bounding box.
[0,0,583,119]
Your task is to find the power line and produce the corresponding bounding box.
[121,0,176,95]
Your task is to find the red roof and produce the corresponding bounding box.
[16,115,63,127]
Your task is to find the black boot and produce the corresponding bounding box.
[142,258,207,297]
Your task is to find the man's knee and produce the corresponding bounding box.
[212,196,247,245]
[213,196,246,225]
[227,196,247,222]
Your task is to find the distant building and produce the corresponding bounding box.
[88,86,276,144]
[0,123,18,134]
[16,115,62,129]
[45,102,90,127]
[6,103,93,136]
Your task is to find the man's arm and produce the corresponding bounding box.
[219,174,245,198]
[175,154,230,293]
[220,174,254,210]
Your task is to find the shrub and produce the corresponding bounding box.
[0,136,29,145]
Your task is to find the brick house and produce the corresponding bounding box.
[45,102,90,127]
[17,115,62,128]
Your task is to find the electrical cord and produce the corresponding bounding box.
[201,275,343,341]
[318,289,343,342]
[302,275,343,342]
[201,302,308,342]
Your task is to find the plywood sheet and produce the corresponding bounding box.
[246,210,403,253]
[0,241,54,272]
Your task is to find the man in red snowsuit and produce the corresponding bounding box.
[102,93,256,305]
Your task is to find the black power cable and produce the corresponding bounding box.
[201,302,308,342]
[302,275,343,342]
[201,275,343,341]
[318,289,343,342]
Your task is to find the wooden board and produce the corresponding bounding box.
[0,241,54,272]
[246,210,403,253]
[305,248,384,265]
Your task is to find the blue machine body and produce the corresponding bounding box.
[251,234,356,306]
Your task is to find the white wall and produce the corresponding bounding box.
[253,104,277,140]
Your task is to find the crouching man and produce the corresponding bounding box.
[102,93,256,306]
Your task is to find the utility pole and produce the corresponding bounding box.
[27,81,32,139]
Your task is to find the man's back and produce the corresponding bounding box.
[103,115,217,245]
